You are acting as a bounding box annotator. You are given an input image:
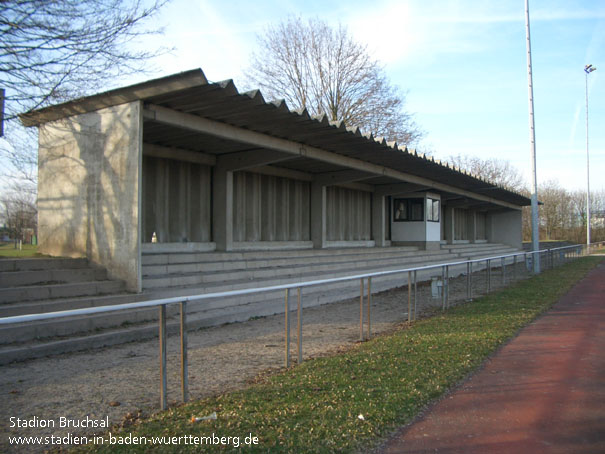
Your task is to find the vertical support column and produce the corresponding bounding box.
[445,206,455,244]
[159,304,167,410]
[180,301,188,403]
[372,193,386,247]
[469,211,477,243]
[212,167,233,251]
[311,182,327,249]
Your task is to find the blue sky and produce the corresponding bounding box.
[133,0,604,192]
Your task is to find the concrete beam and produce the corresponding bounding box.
[314,170,373,186]
[337,182,374,193]
[375,183,430,196]
[246,165,313,182]
[143,143,216,166]
[216,149,296,172]
[143,104,521,210]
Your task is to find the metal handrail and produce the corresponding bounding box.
[0,242,597,410]
[0,244,588,326]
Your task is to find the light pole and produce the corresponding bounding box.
[585,64,596,248]
[525,0,540,273]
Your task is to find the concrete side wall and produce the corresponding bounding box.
[232,171,310,242]
[37,102,142,291]
[142,155,211,243]
[326,186,371,241]
[488,209,523,249]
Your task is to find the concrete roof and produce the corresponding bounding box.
[20,68,531,208]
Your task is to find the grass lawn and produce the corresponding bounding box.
[70,256,603,454]
[0,242,44,258]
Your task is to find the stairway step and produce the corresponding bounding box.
[0,292,146,318]
[141,246,419,266]
[142,248,438,276]
[0,280,126,304]
[0,258,89,272]
[142,253,457,289]
[0,267,107,288]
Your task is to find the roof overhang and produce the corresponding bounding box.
[20,68,531,210]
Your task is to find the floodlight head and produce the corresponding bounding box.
[584,64,596,74]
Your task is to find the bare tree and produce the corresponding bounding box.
[1,186,37,242]
[0,0,169,120]
[446,154,527,192]
[0,0,170,189]
[247,17,423,146]
[538,180,573,240]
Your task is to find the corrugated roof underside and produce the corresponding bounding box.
[23,69,530,206]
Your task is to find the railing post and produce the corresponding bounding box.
[159,304,167,411]
[501,257,506,285]
[180,301,188,403]
[468,261,473,301]
[413,270,418,321]
[445,265,450,308]
[513,255,517,281]
[466,261,471,301]
[297,287,303,364]
[441,265,446,310]
[487,259,491,293]
[284,288,290,368]
[359,278,364,341]
[408,271,412,322]
[367,277,372,340]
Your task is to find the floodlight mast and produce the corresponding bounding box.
[585,64,596,248]
[525,0,540,273]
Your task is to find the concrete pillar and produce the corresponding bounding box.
[212,167,233,251]
[469,211,477,243]
[372,193,386,247]
[311,182,326,249]
[445,206,455,244]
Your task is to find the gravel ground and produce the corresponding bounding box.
[1,263,533,454]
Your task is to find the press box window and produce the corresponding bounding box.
[427,198,440,222]
[394,198,424,222]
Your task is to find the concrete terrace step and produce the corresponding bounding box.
[0,280,127,304]
[142,250,453,289]
[142,247,430,277]
[141,245,420,266]
[0,245,521,363]
[0,261,457,364]
[0,258,90,272]
[0,267,108,288]
[0,292,148,318]
[0,252,465,347]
